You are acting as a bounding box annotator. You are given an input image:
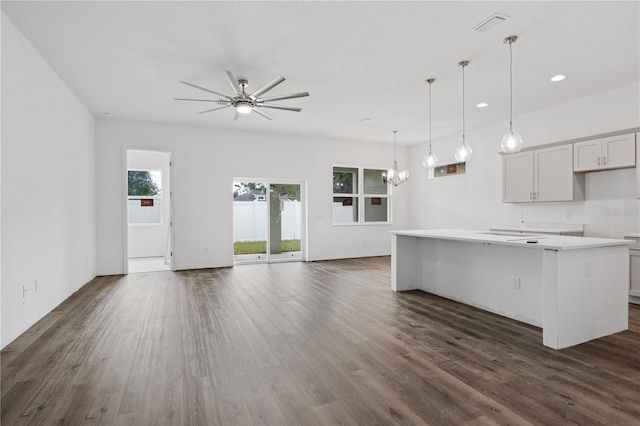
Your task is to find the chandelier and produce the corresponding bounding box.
[382,130,409,186]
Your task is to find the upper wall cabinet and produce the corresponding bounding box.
[574,133,636,172]
[502,151,534,202]
[503,145,584,203]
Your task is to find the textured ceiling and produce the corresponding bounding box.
[2,1,639,145]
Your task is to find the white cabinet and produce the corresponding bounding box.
[626,236,640,298]
[502,151,533,202]
[502,144,584,203]
[631,252,640,298]
[574,133,636,172]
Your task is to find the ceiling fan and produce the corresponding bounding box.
[174,70,309,120]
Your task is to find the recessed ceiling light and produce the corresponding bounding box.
[103,112,113,117]
[476,102,488,108]
[550,75,566,82]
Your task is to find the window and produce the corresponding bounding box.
[128,170,162,224]
[333,166,389,224]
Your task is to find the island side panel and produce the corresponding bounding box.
[415,238,544,327]
[391,234,420,291]
[543,246,629,350]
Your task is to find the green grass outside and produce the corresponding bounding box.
[234,239,301,255]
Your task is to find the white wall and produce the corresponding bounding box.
[96,120,410,274]
[126,150,171,258]
[408,83,640,239]
[1,13,96,348]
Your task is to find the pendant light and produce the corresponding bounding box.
[382,130,409,186]
[422,78,438,169]
[454,61,472,162]
[501,35,524,153]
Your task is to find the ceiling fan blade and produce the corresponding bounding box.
[258,104,302,112]
[224,70,242,95]
[253,108,274,120]
[173,98,228,103]
[197,105,231,114]
[232,111,241,121]
[259,92,309,103]
[250,76,285,98]
[179,81,232,100]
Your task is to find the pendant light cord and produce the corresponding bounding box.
[393,130,397,161]
[428,82,432,152]
[462,64,466,144]
[509,40,513,132]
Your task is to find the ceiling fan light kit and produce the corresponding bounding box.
[175,70,309,120]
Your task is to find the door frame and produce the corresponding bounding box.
[233,177,307,264]
[122,147,175,274]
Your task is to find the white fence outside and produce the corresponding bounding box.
[128,198,162,223]
[233,200,302,242]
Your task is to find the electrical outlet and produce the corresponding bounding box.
[518,212,524,222]
[512,277,521,290]
[436,262,442,272]
[566,212,572,221]
[204,247,209,253]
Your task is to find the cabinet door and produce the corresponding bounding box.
[535,145,574,202]
[502,151,533,202]
[602,133,636,169]
[630,252,640,297]
[573,140,602,171]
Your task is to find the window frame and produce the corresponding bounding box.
[332,165,392,226]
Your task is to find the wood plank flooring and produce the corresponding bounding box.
[2,256,639,425]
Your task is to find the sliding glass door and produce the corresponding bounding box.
[233,179,304,264]
[268,183,302,261]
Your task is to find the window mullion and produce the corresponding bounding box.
[358,168,364,223]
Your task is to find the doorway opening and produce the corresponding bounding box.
[233,179,305,264]
[125,149,173,273]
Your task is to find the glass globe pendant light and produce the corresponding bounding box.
[454,60,472,162]
[501,35,524,153]
[422,78,438,169]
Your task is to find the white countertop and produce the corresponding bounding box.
[624,233,640,239]
[391,229,633,251]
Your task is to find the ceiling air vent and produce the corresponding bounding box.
[472,13,508,32]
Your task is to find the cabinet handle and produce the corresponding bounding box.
[597,156,601,166]
[530,192,533,200]
[603,155,607,165]
[534,191,538,200]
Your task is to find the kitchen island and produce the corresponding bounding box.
[391,229,632,350]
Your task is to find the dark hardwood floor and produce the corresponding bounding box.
[2,256,639,425]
